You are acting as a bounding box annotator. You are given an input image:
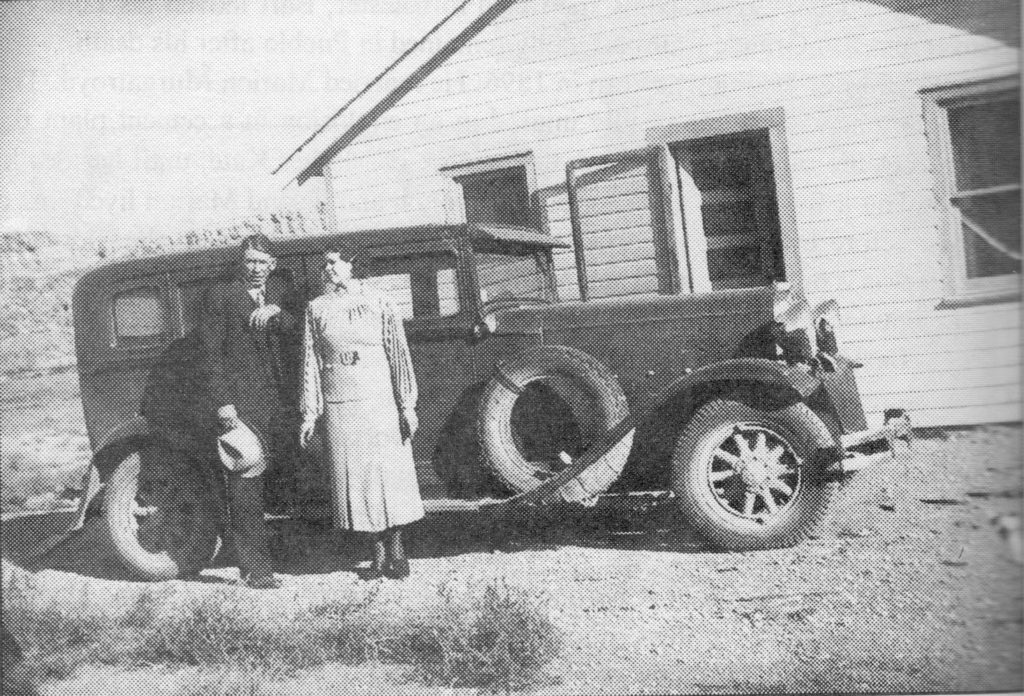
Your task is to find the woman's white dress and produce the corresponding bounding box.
[300,283,424,532]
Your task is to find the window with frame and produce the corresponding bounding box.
[442,154,535,227]
[112,287,168,346]
[671,129,785,290]
[359,253,461,320]
[924,78,1021,303]
[617,107,803,297]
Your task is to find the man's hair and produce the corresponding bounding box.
[240,233,277,257]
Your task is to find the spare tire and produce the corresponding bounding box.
[476,345,634,503]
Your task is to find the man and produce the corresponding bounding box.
[198,233,300,589]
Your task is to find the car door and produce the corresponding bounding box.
[356,246,477,497]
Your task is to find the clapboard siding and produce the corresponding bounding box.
[347,26,1006,149]
[323,0,1020,426]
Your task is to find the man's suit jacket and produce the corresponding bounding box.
[198,271,301,434]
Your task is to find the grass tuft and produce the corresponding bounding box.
[1,572,563,692]
[399,581,564,692]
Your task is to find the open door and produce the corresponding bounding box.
[565,146,682,300]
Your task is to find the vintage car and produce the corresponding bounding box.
[70,223,904,580]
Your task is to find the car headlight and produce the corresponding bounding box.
[773,288,816,363]
[812,300,841,355]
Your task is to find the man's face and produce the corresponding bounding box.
[242,248,276,288]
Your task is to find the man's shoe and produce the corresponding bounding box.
[244,574,282,590]
[384,559,410,580]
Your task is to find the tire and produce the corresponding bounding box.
[103,440,220,580]
[476,345,634,503]
[670,399,836,551]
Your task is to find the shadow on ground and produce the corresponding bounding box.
[2,495,706,582]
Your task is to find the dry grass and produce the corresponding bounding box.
[171,668,284,696]
[400,582,564,692]
[1,453,85,513]
[1,572,564,694]
[1,372,92,513]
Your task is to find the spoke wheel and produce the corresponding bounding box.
[103,440,220,580]
[671,399,835,551]
[706,425,802,522]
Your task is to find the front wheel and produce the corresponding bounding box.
[670,399,836,551]
[103,440,221,580]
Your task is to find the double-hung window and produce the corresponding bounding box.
[923,77,1021,305]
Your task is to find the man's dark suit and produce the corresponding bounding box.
[198,270,301,580]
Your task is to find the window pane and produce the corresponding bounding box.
[690,143,754,190]
[458,166,531,226]
[948,96,1020,191]
[114,289,166,339]
[476,252,550,303]
[675,129,784,289]
[437,268,460,317]
[702,199,758,237]
[707,247,762,285]
[956,190,1022,278]
[362,273,414,320]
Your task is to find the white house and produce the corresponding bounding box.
[276,0,1020,428]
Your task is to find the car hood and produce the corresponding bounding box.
[487,285,784,337]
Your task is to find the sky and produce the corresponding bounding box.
[0,0,463,242]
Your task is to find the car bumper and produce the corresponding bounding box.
[828,409,912,477]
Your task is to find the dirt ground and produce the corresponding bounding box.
[1,372,1022,694]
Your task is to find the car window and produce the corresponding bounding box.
[475,251,552,304]
[361,273,415,320]
[360,252,461,320]
[112,287,168,346]
[437,268,460,317]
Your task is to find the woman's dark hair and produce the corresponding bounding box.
[241,233,277,257]
[323,248,363,275]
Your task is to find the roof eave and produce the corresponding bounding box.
[274,0,516,187]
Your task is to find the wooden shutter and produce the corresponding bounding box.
[565,146,679,301]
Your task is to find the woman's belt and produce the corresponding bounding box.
[320,345,389,403]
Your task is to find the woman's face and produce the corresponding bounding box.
[324,252,353,288]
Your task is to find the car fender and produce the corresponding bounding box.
[91,417,203,479]
[647,358,837,457]
[657,358,820,404]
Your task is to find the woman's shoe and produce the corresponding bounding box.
[384,558,410,580]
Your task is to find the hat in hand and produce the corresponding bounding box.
[217,422,267,478]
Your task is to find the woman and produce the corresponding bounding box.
[299,250,424,580]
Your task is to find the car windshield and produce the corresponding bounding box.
[475,249,555,305]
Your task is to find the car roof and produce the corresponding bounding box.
[75,223,568,288]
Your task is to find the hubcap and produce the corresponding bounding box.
[706,425,801,520]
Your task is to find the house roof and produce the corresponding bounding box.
[274,0,516,186]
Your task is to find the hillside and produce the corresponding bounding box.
[1,208,328,375]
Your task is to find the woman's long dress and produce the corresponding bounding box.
[300,283,425,532]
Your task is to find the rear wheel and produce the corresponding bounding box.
[671,399,836,551]
[103,441,220,580]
